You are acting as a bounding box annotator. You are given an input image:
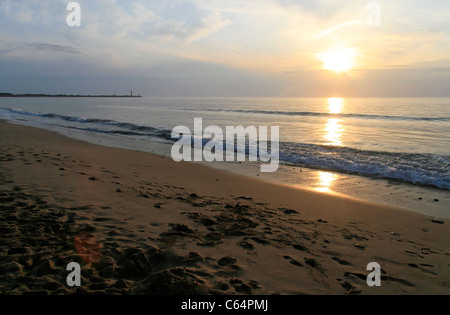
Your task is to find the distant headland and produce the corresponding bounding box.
[0,91,142,98]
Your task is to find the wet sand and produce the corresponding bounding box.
[0,120,449,295]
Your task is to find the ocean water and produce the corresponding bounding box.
[0,97,449,217]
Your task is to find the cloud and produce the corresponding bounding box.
[1,0,450,96]
[314,20,364,40]
[78,1,230,44]
[163,12,231,44]
[0,0,36,23]
[27,42,83,55]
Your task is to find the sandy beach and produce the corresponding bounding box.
[0,120,449,295]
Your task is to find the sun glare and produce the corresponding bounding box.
[328,97,343,114]
[316,171,337,193]
[324,98,344,146]
[319,49,356,73]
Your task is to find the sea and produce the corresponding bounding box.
[0,97,448,218]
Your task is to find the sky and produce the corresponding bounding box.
[1,0,450,97]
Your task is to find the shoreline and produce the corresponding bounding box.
[5,116,447,219]
[0,120,449,294]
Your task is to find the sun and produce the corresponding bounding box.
[319,48,356,73]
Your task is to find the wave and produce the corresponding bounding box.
[3,107,449,190]
[6,108,159,135]
[279,142,450,190]
[188,108,450,122]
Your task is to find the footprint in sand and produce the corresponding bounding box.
[332,257,352,266]
[218,256,237,267]
[337,278,361,294]
[283,256,303,267]
[292,244,310,253]
[354,244,367,250]
[408,263,437,275]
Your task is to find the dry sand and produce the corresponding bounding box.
[0,120,449,295]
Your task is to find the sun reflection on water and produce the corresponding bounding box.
[325,118,343,146]
[328,97,344,114]
[315,98,345,192]
[316,171,337,193]
[324,98,344,146]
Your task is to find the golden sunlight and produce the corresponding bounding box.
[324,118,343,146]
[316,171,337,193]
[319,48,356,73]
[328,97,343,114]
[324,97,344,146]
